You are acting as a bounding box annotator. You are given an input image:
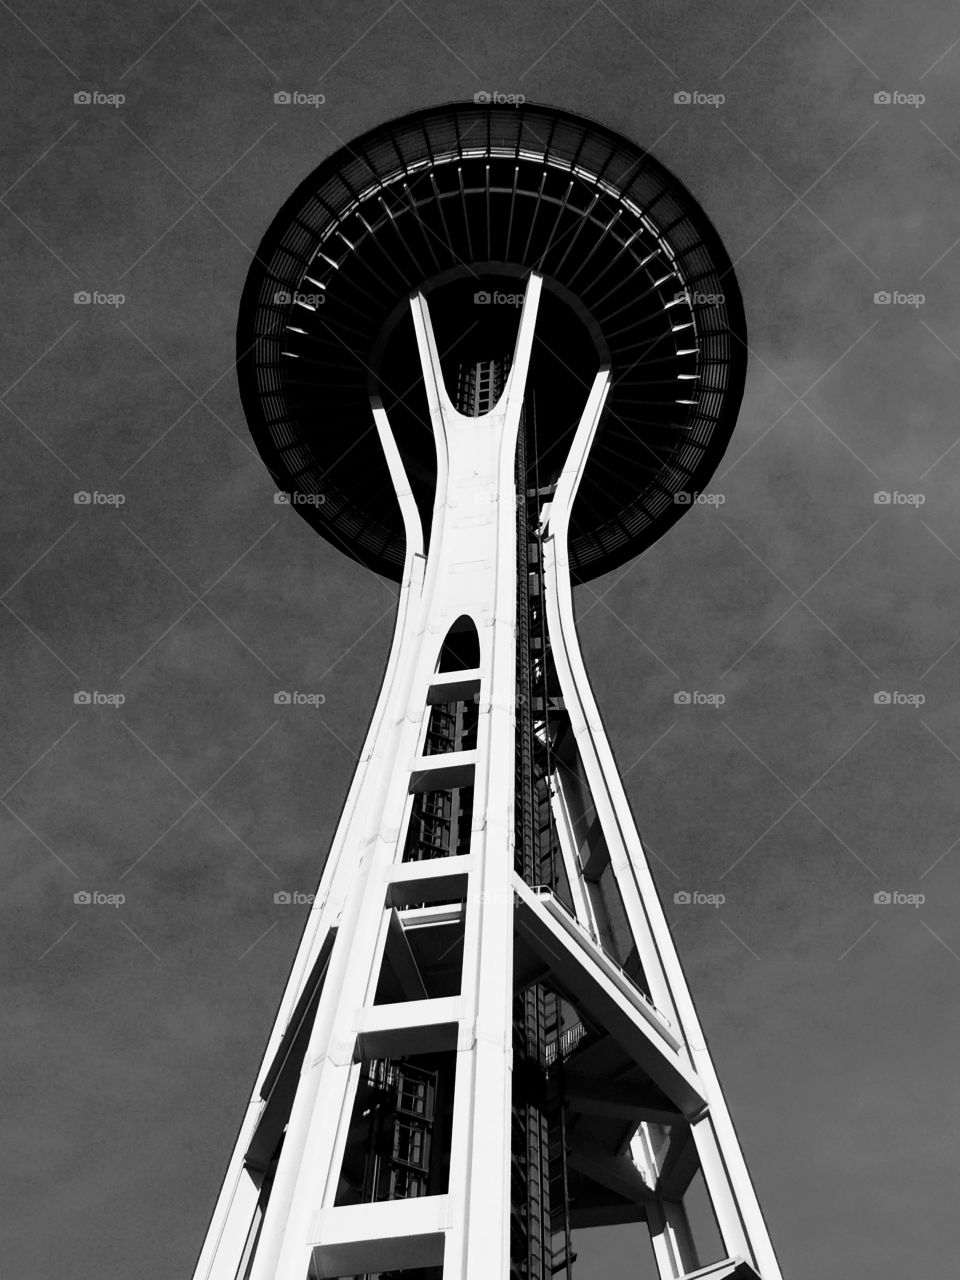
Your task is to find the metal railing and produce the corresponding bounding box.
[530,884,672,1032]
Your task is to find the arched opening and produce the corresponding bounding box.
[435,615,480,672]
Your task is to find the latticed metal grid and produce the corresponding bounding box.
[237,101,747,582]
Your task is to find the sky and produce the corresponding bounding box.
[3,2,960,1277]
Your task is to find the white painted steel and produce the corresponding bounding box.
[195,268,780,1280]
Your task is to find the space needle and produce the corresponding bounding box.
[192,101,779,1280]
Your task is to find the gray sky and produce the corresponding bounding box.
[3,2,960,1277]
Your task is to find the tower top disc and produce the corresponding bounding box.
[237,100,747,582]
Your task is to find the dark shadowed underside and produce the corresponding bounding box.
[237,100,747,581]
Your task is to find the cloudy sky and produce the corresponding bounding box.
[3,2,960,1277]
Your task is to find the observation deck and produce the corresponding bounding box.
[237,100,747,581]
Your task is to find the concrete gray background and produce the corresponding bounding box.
[3,2,959,1276]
